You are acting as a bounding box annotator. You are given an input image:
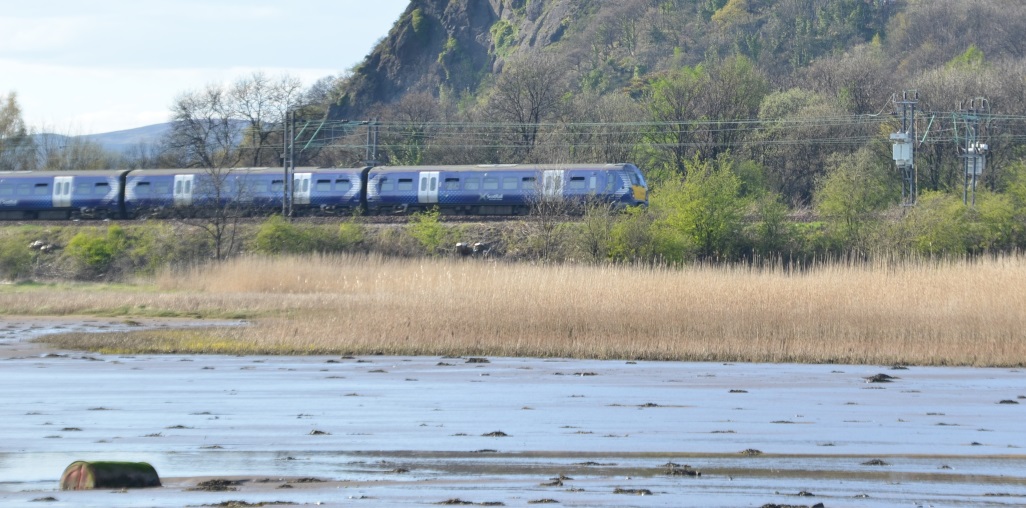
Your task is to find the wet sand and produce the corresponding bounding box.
[2,316,1026,507]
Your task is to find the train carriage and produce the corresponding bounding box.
[123,167,365,218]
[0,163,646,220]
[0,170,129,220]
[365,163,647,215]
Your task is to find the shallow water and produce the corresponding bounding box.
[2,318,1025,507]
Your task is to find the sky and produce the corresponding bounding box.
[0,0,410,135]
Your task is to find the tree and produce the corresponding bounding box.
[232,72,303,167]
[34,130,120,170]
[753,87,856,205]
[381,91,442,165]
[641,57,767,182]
[815,148,896,253]
[163,86,248,260]
[0,92,36,171]
[650,154,750,261]
[486,55,569,161]
[643,65,709,179]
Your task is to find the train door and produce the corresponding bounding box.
[418,171,439,204]
[52,176,73,208]
[542,170,563,199]
[173,174,194,207]
[293,172,311,205]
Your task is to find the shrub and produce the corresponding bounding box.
[0,236,33,280]
[407,207,449,255]
[64,225,128,277]
[252,216,315,255]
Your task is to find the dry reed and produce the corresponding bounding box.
[8,253,1026,366]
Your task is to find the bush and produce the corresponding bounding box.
[253,216,314,255]
[407,208,449,255]
[0,236,34,280]
[64,225,128,277]
[253,216,366,256]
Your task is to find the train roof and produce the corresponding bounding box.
[125,167,364,177]
[370,163,637,174]
[0,170,130,178]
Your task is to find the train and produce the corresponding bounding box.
[0,163,648,220]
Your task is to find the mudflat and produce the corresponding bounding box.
[2,316,1026,507]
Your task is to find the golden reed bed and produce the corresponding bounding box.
[6,254,1026,366]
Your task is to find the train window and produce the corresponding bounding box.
[316,180,331,191]
[135,182,151,195]
[483,177,499,190]
[301,179,309,192]
[154,183,171,195]
[464,178,480,190]
[271,180,284,192]
[589,176,597,190]
[34,183,49,195]
[252,182,268,193]
[380,178,394,192]
[95,183,110,194]
[397,178,414,191]
[605,175,616,192]
[175,180,182,194]
[420,178,427,191]
[16,184,32,196]
[76,183,92,194]
[0,184,12,195]
[335,179,352,192]
[568,176,586,190]
[521,177,536,188]
[443,178,459,190]
[502,177,517,190]
[628,171,641,186]
[184,180,191,194]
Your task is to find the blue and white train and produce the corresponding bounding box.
[0,163,648,220]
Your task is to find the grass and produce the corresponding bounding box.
[10,253,1026,366]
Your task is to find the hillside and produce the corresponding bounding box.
[328,0,1026,120]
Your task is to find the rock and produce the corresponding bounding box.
[60,461,160,490]
[865,373,897,383]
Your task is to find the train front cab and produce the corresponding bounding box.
[624,163,648,208]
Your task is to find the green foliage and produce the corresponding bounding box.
[649,154,750,261]
[0,235,34,280]
[253,216,309,255]
[751,194,796,256]
[338,220,366,250]
[407,207,449,255]
[65,226,128,276]
[411,8,425,33]
[1,92,36,171]
[815,149,896,251]
[946,44,986,70]
[971,191,1025,252]
[608,205,657,262]
[895,192,970,256]
[253,216,363,256]
[712,0,751,27]
[490,19,517,56]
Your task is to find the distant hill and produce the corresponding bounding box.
[33,124,170,154]
[78,124,171,153]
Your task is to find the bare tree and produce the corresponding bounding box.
[380,91,441,165]
[232,72,303,166]
[164,86,247,260]
[34,128,120,170]
[486,55,569,161]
